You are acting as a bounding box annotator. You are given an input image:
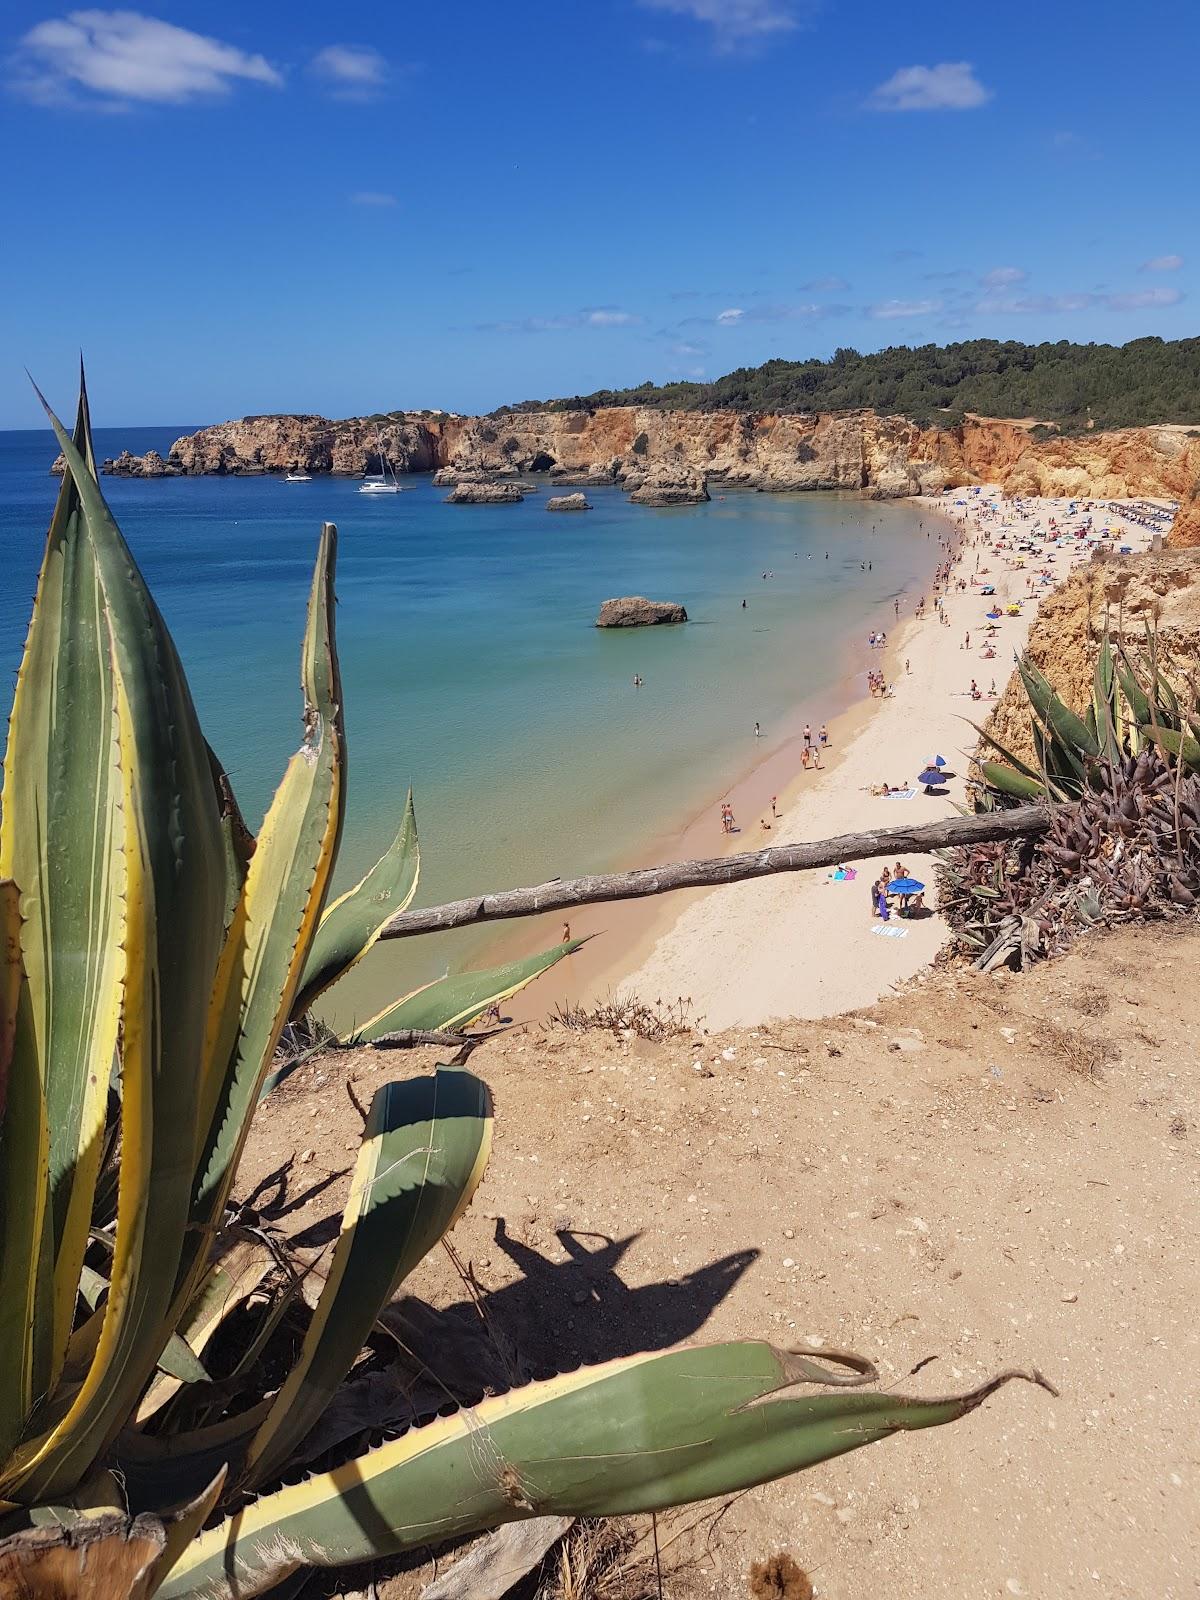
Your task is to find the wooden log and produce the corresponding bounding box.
[378,805,1049,941]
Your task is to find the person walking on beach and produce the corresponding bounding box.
[803,723,812,747]
[561,921,572,944]
[819,723,828,746]
[771,794,778,818]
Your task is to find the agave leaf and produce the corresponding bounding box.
[1093,635,1122,767]
[961,719,1047,787]
[3,390,229,1504]
[345,940,583,1045]
[978,762,1046,802]
[244,1068,492,1486]
[136,1241,275,1424]
[1140,725,1200,770]
[0,880,21,1137]
[145,1469,228,1595]
[0,882,53,1462]
[291,792,419,1021]
[187,526,344,1284]
[0,378,125,1393]
[161,1345,1051,1600]
[1017,656,1100,761]
[1115,649,1153,738]
[204,742,256,935]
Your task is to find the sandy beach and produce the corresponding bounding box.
[610,488,1167,1028]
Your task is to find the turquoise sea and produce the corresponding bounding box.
[0,425,935,1028]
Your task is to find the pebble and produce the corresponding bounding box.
[1061,1291,1078,1303]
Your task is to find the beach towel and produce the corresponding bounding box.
[882,788,916,800]
[871,924,908,939]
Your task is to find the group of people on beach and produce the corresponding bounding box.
[872,862,923,921]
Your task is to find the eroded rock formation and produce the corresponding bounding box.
[626,463,710,507]
[596,597,688,627]
[546,493,591,511]
[76,406,1200,547]
[445,480,524,504]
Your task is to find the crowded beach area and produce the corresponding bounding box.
[616,487,1175,1026]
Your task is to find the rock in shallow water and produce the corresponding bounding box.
[445,481,525,504]
[627,463,709,506]
[596,597,688,628]
[546,493,592,511]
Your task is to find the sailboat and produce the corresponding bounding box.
[358,430,403,494]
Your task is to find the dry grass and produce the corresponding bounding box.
[1069,986,1112,1018]
[530,1517,694,1600]
[547,992,702,1044]
[1037,1020,1119,1082]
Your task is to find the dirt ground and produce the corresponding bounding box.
[239,921,1199,1599]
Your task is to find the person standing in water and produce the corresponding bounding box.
[754,721,762,738]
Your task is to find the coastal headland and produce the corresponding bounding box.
[68,406,1200,543]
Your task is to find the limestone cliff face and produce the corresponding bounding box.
[142,407,1200,547]
[984,551,1200,767]
[167,412,465,476]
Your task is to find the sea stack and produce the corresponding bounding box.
[596,597,688,628]
[546,493,592,511]
[627,464,709,507]
[445,481,525,504]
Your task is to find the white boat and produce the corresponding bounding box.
[284,470,312,482]
[358,430,403,494]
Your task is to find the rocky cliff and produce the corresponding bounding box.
[168,412,465,476]
[90,407,1200,546]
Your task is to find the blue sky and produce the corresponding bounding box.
[1,0,1195,427]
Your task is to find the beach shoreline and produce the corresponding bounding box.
[572,489,1162,1030]
[498,506,956,1020]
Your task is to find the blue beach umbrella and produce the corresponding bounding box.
[889,876,924,895]
[916,767,943,789]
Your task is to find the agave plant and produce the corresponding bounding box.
[974,634,1200,807]
[942,626,1200,963]
[0,374,1049,1599]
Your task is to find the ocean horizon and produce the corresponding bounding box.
[1,424,935,1029]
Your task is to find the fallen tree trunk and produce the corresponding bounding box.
[379,805,1048,941]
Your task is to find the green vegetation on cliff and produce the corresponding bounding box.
[501,337,1200,430]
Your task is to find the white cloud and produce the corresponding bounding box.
[1142,254,1184,272]
[868,298,943,319]
[868,61,991,112]
[981,266,1026,288]
[350,191,397,207]
[476,307,642,334]
[716,307,745,324]
[585,308,641,327]
[976,286,1183,315]
[671,340,708,357]
[1103,286,1182,311]
[12,9,282,106]
[311,43,387,99]
[637,0,803,49]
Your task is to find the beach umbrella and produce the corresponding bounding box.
[916,767,943,790]
[889,876,924,895]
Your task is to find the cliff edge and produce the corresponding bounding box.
[89,407,1200,546]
